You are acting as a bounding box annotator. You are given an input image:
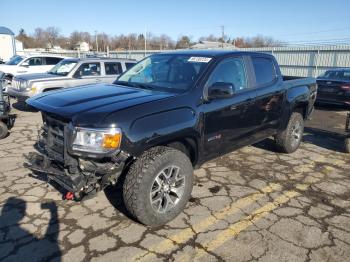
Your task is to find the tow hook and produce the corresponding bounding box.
[64,192,74,200]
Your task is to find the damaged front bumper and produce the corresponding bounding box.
[24,152,86,193]
[24,112,129,200]
[24,149,128,200]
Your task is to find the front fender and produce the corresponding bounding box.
[123,107,200,156]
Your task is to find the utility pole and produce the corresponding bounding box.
[144,26,147,57]
[95,30,98,52]
[221,25,225,48]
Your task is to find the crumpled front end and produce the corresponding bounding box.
[24,112,128,200]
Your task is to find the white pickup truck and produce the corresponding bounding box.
[0,55,65,91]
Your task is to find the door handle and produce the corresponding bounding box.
[95,79,102,82]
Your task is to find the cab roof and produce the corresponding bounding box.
[159,49,274,58]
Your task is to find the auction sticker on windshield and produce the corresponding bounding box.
[188,57,212,63]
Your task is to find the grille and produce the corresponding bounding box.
[40,113,67,163]
[12,79,27,91]
[12,79,20,90]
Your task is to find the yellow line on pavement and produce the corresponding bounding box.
[177,182,314,260]
[133,183,282,260]
[191,189,301,260]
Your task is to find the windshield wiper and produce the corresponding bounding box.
[114,81,133,87]
[114,81,154,90]
[131,83,154,90]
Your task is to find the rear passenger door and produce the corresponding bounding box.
[102,62,123,83]
[71,62,102,87]
[250,56,284,137]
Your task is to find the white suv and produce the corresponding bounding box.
[0,55,65,91]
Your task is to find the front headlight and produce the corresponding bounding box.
[72,127,122,154]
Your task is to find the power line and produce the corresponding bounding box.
[276,26,350,38]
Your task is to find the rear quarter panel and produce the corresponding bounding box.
[280,78,317,129]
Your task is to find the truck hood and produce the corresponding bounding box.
[16,73,65,81]
[0,64,16,74]
[26,83,177,126]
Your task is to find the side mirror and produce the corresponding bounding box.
[21,61,29,67]
[208,82,235,99]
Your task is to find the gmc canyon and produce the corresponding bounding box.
[25,50,317,226]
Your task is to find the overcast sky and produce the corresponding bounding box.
[1,0,350,44]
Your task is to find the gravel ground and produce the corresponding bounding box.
[0,102,349,262]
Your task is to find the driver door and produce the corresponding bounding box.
[71,62,102,87]
[202,56,257,161]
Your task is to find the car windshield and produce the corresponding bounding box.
[320,70,350,81]
[115,54,212,92]
[48,60,77,76]
[5,55,24,65]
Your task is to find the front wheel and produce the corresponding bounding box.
[275,112,304,153]
[123,146,193,226]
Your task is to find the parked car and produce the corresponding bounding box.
[0,54,65,91]
[316,68,350,107]
[25,50,317,226]
[7,58,136,101]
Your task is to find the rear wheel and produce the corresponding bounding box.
[0,121,8,139]
[275,112,304,153]
[123,146,193,226]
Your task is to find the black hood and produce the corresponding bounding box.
[26,84,176,126]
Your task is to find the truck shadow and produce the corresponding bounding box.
[253,128,347,153]
[104,168,136,222]
[303,127,347,153]
[12,101,39,112]
[0,197,61,261]
[315,103,350,112]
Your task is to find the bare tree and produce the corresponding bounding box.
[232,35,284,48]
[17,27,284,50]
[176,35,191,49]
[46,27,60,48]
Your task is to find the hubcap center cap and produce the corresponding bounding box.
[163,184,170,192]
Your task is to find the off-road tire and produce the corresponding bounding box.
[275,112,304,153]
[345,138,350,153]
[123,146,193,226]
[0,121,8,139]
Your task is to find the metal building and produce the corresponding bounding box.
[0,26,16,62]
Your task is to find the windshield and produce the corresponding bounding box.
[320,70,350,81]
[5,55,24,65]
[48,60,77,76]
[115,54,212,92]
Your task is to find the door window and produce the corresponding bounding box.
[252,57,276,86]
[105,62,122,75]
[125,62,136,70]
[74,63,101,77]
[45,57,63,65]
[26,57,44,66]
[206,57,247,92]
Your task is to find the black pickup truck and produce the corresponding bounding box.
[26,50,317,226]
